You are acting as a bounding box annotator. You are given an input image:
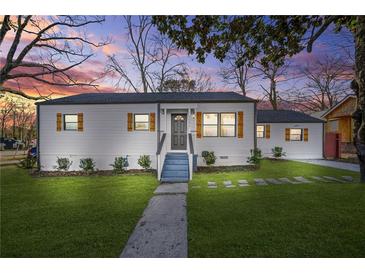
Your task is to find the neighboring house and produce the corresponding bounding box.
[36,92,324,182]
[256,110,324,159]
[321,95,356,159]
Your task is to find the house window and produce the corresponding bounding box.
[257,125,265,138]
[64,114,78,131]
[203,113,218,137]
[220,113,236,137]
[290,128,303,141]
[134,114,149,131]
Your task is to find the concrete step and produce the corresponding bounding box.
[162,170,189,177]
[163,165,189,171]
[161,177,189,183]
[164,159,188,165]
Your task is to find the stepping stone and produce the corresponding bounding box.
[278,177,294,184]
[238,179,250,187]
[310,176,332,182]
[323,176,346,183]
[266,178,282,185]
[293,176,313,184]
[342,176,354,182]
[223,180,236,188]
[254,178,267,186]
[207,181,217,188]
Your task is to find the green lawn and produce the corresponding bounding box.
[0,167,157,257]
[188,160,365,257]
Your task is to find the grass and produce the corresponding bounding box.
[0,167,157,257]
[188,159,365,257]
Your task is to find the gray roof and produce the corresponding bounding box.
[37,92,256,105]
[257,110,324,123]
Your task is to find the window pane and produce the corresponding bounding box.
[203,113,218,125]
[65,122,77,130]
[135,122,149,130]
[257,125,264,132]
[290,128,302,141]
[290,129,302,135]
[257,131,264,138]
[65,115,78,123]
[135,114,149,122]
[221,113,235,124]
[221,125,235,137]
[203,125,218,136]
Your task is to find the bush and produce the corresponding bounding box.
[111,156,129,173]
[18,156,37,169]
[138,155,151,170]
[247,148,262,165]
[202,151,216,166]
[79,158,95,172]
[55,157,72,171]
[271,146,286,159]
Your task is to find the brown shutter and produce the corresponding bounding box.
[237,111,244,138]
[285,128,290,141]
[77,113,83,131]
[196,112,202,138]
[304,128,309,141]
[149,112,156,131]
[127,113,133,131]
[265,124,271,139]
[56,113,62,131]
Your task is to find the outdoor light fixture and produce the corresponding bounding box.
[160,108,165,115]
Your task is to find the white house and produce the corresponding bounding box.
[256,110,324,159]
[36,92,324,182]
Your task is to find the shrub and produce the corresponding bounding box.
[18,156,37,169]
[247,148,262,165]
[79,158,95,172]
[271,146,286,159]
[111,156,129,173]
[202,151,216,166]
[138,155,151,170]
[55,157,72,171]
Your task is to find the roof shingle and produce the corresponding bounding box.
[257,110,324,123]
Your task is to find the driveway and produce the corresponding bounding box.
[294,159,359,172]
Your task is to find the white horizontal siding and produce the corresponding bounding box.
[257,122,323,159]
[39,104,157,171]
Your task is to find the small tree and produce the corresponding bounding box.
[271,146,286,159]
[79,158,96,173]
[247,148,262,165]
[111,156,129,173]
[138,155,151,170]
[202,151,216,166]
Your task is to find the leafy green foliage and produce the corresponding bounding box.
[247,148,262,165]
[202,151,216,166]
[111,156,129,173]
[18,156,36,169]
[271,146,286,159]
[138,155,151,170]
[79,158,96,172]
[55,157,73,171]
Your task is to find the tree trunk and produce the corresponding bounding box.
[270,79,278,110]
[353,16,365,182]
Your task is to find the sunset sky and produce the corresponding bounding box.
[0,16,355,101]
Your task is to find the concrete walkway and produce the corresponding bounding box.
[294,159,359,172]
[120,183,188,258]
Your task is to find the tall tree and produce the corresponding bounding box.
[153,15,365,181]
[288,55,354,111]
[107,16,185,93]
[0,15,108,100]
[0,96,16,138]
[218,43,254,96]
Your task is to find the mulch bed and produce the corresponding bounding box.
[31,169,156,177]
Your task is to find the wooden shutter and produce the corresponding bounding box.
[196,112,202,138]
[77,113,83,131]
[149,112,156,131]
[56,113,62,131]
[237,111,244,138]
[127,113,133,131]
[265,124,271,139]
[304,128,309,141]
[285,128,290,141]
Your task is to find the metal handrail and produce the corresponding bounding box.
[188,133,194,155]
[157,133,166,155]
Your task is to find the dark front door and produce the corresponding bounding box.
[171,114,187,150]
